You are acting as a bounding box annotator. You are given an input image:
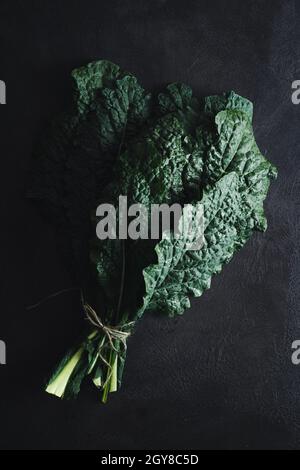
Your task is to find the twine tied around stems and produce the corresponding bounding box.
[81,295,134,391]
[83,302,134,351]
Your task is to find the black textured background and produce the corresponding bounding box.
[0,0,299,450]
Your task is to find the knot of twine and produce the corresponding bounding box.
[83,302,134,353]
[80,287,135,390]
[82,301,134,390]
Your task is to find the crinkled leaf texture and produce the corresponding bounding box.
[28,60,277,401]
[28,60,151,286]
[137,93,277,318]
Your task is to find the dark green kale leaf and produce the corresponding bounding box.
[136,92,277,318]
[28,60,151,285]
[90,86,277,321]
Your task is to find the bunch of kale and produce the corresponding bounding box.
[29,61,277,402]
